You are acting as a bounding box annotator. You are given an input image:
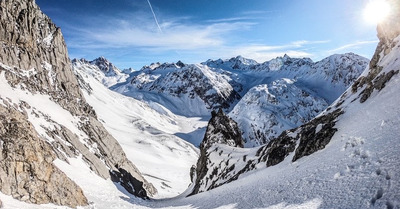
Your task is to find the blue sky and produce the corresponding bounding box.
[36,0,379,70]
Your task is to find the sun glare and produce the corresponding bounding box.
[363,0,391,25]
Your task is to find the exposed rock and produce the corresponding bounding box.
[190,109,243,195]
[0,0,91,117]
[260,108,343,164]
[0,0,156,205]
[0,105,87,207]
[202,109,244,150]
[351,0,400,103]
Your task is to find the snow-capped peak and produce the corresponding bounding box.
[141,61,186,72]
[202,55,258,70]
[72,58,130,88]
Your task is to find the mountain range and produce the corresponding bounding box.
[0,0,399,208]
[77,52,369,147]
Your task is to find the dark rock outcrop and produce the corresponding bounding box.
[257,109,343,165]
[190,109,243,195]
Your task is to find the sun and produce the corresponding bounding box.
[363,0,391,24]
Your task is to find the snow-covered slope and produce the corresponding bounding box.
[229,79,328,147]
[72,57,130,88]
[73,64,205,198]
[188,3,400,207]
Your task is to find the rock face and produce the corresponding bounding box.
[0,105,87,207]
[0,0,155,206]
[190,0,400,195]
[190,109,243,195]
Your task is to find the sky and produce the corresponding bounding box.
[36,0,380,70]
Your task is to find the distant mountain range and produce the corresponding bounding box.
[73,53,369,146]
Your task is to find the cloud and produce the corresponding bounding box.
[196,40,329,63]
[327,40,379,54]
[205,16,259,23]
[225,46,312,63]
[290,40,331,47]
[64,12,256,52]
[61,9,329,68]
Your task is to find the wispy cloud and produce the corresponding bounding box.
[65,13,255,52]
[327,40,379,54]
[191,40,329,64]
[60,9,330,67]
[205,16,259,23]
[223,40,329,62]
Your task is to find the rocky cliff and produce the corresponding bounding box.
[190,109,244,195]
[0,0,155,206]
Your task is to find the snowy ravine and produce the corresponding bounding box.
[73,64,205,198]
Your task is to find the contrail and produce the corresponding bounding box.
[146,0,162,33]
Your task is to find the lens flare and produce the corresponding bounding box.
[363,0,391,25]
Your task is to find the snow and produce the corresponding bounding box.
[43,33,53,47]
[229,79,328,147]
[72,59,130,88]
[0,69,88,145]
[42,61,55,86]
[315,124,323,134]
[74,65,206,198]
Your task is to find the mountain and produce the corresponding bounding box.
[113,63,242,116]
[0,0,155,207]
[111,53,368,147]
[188,2,400,208]
[203,52,369,103]
[72,57,130,88]
[203,55,259,70]
[229,79,328,147]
